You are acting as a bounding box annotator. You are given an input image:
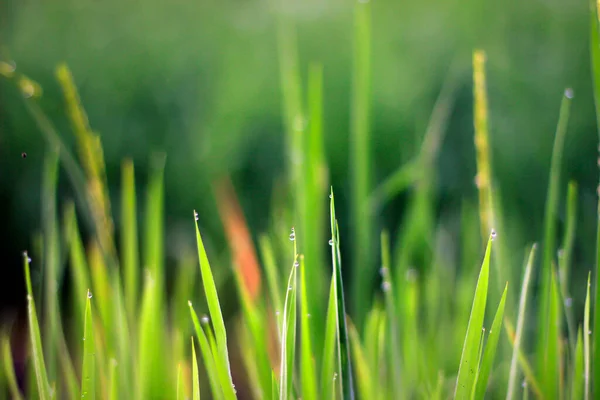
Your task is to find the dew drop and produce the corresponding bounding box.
[288,286,292,291]
[381,281,391,292]
[289,227,296,241]
[328,239,334,246]
[564,88,574,99]
[276,310,280,316]
[294,261,299,268]
[21,152,27,159]
[589,330,593,335]
[201,315,210,324]
[194,210,199,221]
[27,257,32,263]
[522,380,527,388]
[329,193,332,199]
[87,290,93,299]
[306,313,311,318]
[490,229,497,240]
[379,266,388,276]
[188,300,192,307]
[565,297,573,307]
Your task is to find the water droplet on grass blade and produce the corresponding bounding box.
[294,261,299,268]
[564,88,574,99]
[289,227,295,241]
[490,229,497,240]
[565,298,573,307]
[381,281,391,292]
[328,239,334,246]
[87,290,92,299]
[194,210,199,221]
[201,315,209,324]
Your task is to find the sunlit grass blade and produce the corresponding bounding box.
[121,159,139,321]
[177,363,184,400]
[193,213,236,398]
[192,338,201,400]
[454,231,493,398]
[348,320,372,400]
[81,289,95,399]
[2,332,24,400]
[474,283,508,399]
[300,255,317,400]
[538,89,572,377]
[542,268,562,399]
[189,302,223,400]
[330,190,355,400]
[350,0,373,327]
[572,328,584,400]
[506,244,537,400]
[23,251,51,400]
[584,272,591,400]
[321,278,337,400]
[279,252,298,400]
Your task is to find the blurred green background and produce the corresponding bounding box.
[0,0,598,314]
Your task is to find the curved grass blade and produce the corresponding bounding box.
[506,244,537,400]
[189,302,223,400]
[192,338,201,400]
[279,253,298,400]
[194,214,236,399]
[2,333,24,400]
[81,290,95,400]
[474,283,508,399]
[23,251,51,400]
[454,231,493,398]
[330,190,355,400]
[300,255,317,400]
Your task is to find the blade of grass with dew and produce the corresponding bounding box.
[303,62,327,341]
[454,231,493,399]
[192,338,201,400]
[474,283,508,399]
[537,89,572,378]
[81,289,95,400]
[189,302,223,400]
[560,182,578,351]
[506,244,537,400]
[24,251,51,400]
[380,231,401,396]
[2,333,24,400]
[121,159,139,321]
[279,253,298,400]
[321,277,337,400]
[300,255,317,400]
[585,272,591,400]
[350,0,372,326]
[42,147,60,384]
[572,328,584,400]
[330,190,355,400]
[194,213,236,399]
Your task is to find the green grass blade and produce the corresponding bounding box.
[24,251,51,400]
[585,272,592,400]
[192,338,201,400]
[42,148,60,384]
[260,235,283,315]
[506,244,537,400]
[194,213,236,398]
[538,89,572,377]
[474,283,508,399]
[272,370,279,400]
[348,320,372,400]
[121,159,139,321]
[321,277,337,400]
[279,252,298,400]
[350,0,373,327]
[108,359,118,400]
[454,231,493,398]
[189,302,223,400]
[560,182,578,350]
[2,333,24,400]
[177,363,184,400]
[590,0,600,135]
[330,191,355,400]
[542,269,562,399]
[81,290,95,400]
[57,321,80,400]
[572,328,584,400]
[300,255,317,400]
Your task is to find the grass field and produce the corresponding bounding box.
[1,0,600,399]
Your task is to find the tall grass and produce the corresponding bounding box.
[1,3,600,400]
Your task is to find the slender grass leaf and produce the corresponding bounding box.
[23,251,51,400]
[2,333,24,400]
[108,359,118,400]
[585,272,591,400]
[506,244,536,400]
[57,321,79,400]
[300,255,317,400]
[321,278,337,400]
[543,268,562,399]
[279,251,298,400]
[192,338,201,400]
[121,159,139,321]
[81,290,95,400]
[474,283,508,399]
[454,231,493,398]
[177,363,184,400]
[348,320,372,400]
[572,328,584,400]
[260,235,283,318]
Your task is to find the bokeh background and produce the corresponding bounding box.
[0,0,599,319]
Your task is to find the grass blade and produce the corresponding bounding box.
[506,244,537,400]
[321,278,337,400]
[330,190,355,400]
[177,363,184,400]
[260,235,283,316]
[24,251,51,400]
[350,0,373,326]
[348,320,372,400]
[300,255,317,400]
[474,283,508,399]
[279,251,298,400]
[538,89,572,377]
[454,231,493,398]
[192,338,201,400]
[2,333,24,400]
[585,272,592,400]
[542,268,562,399]
[81,290,95,400]
[121,159,139,322]
[572,328,584,400]
[194,213,236,399]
